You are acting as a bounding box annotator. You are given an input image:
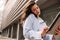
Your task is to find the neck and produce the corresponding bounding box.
[37,15,39,19]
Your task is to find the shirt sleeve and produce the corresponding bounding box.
[23,14,42,39]
[43,34,53,40]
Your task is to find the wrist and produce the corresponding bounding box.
[41,33,46,38]
[53,35,56,39]
[52,35,56,40]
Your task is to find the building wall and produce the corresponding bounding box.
[0,11,2,32]
[1,0,31,30]
[2,0,17,30]
[41,3,60,26]
[41,3,60,40]
[1,0,32,40]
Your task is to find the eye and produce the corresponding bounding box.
[37,7,39,9]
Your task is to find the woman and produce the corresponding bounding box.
[23,1,60,40]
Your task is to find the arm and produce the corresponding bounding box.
[42,26,54,40]
[23,14,42,39]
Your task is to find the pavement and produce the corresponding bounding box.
[0,35,17,40]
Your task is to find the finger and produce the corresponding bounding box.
[44,27,48,31]
[55,29,60,34]
[55,29,60,33]
[58,25,60,30]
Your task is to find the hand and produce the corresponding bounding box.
[53,25,60,38]
[41,27,48,38]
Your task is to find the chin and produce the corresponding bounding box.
[38,13,40,15]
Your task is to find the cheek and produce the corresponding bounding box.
[38,9,40,12]
[32,11,39,15]
[32,10,38,15]
[33,11,37,14]
[32,10,35,14]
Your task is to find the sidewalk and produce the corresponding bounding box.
[0,35,17,40]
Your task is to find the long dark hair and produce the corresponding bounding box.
[26,1,37,18]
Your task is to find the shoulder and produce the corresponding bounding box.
[24,14,36,24]
[28,14,35,18]
[23,14,35,26]
[26,14,36,20]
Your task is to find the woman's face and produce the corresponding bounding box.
[31,4,40,16]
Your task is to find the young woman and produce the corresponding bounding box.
[23,1,60,40]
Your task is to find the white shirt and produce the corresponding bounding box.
[23,14,53,40]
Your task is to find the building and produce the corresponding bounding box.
[1,0,60,40]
